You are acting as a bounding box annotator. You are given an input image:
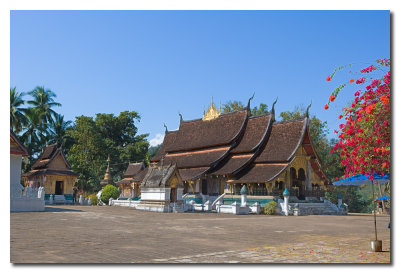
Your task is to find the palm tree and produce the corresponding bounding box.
[27,86,61,129]
[21,108,48,155]
[10,87,27,133]
[48,113,73,147]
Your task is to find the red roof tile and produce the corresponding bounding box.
[254,119,306,163]
[166,110,247,152]
[232,114,271,153]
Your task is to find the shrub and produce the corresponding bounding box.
[101,185,120,204]
[88,194,99,206]
[264,201,278,215]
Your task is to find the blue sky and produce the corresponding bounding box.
[10,10,390,146]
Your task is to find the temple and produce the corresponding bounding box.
[22,144,78,203]
[150,97,329,205]
[115,162,146,199]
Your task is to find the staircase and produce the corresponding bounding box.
[294,202,342,216]
[53,195,67,204]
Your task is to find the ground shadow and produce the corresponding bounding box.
[44,206,84,212]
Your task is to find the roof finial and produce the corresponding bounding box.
[163,123,168,133]
[246,92,255,113]
[305,100,312,118]
[271,97,278,121]
[179,112,183,122]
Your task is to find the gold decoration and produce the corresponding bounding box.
[202,97,221,121]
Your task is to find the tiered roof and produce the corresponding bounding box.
[116,162,147,185]
[151,99,329,185]
[151,109,249,180]
[23,144,78,177]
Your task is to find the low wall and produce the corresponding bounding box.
[11,198,45,212]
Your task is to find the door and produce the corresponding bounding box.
[55,181,64,195]
[201,179,208,194]
[170,188,177,202]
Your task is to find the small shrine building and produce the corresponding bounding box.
[115,162,146,199]
[22,144,78,201]
[136,163,183,212]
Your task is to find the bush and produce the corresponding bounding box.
[100,185,120,204]
[88,194,99,206]
[264,201,278,215]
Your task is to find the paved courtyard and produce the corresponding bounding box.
[11,205,391,263]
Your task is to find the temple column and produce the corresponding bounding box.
[306,157,312,191]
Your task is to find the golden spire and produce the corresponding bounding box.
[202,96,221,121]
[103,154,112,181]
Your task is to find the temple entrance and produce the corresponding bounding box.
[170,188,177,202]
[55,181,64,195]
[201,179,208,194]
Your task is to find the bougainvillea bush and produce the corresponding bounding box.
[325,59,390,179]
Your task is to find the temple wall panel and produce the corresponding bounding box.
[48,155,69,170]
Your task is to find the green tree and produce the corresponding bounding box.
[222,101,269,116]
[10,87,27,133]
[149,144,161,158]
[325,186,371,213]
[222,100,245,113]
[100,184,120,204]
[27,86,61,129]
[67,116,105,192]
[67,111,149,192]
[48,113,73,151]
[21,108,48,155]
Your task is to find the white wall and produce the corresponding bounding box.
[10,154,22,190]
[141,188,171,201]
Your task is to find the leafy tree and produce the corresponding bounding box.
[100,184,120,204]
[27,86,61,129]
[21,108,48,155]
[10,87,27,133]
[149,144,161,158]
[251,103,269,116]
[48,113,73,151]
[67,111,149,192]
[325,186,371,213]
[222,100,245,113]
[66,116,106,192]
[222,100,269,116]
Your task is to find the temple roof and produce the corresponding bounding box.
[22,169,78,177]
[141,164,181,188]
[228,163,289,183]
[148,100,328,184]
[212,154,252,176]
[123,162,145,178]
[151,130,178,162]
[10,130,29,156]
[165,110,247,153]
[163,146,229,169]
[177,167,209,181]
[231,114,271,154]
[31,144,72,170]
[116,165,148,185]
[254,119,306,163]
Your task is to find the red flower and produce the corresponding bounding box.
[350,79,355,83]
[324,104,329,110]
[330,95,336,102]
[338,115,343,119]
[326,76,331,81]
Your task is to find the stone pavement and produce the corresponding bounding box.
[10,205,391,263]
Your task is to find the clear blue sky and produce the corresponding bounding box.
[10,10,390,146]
